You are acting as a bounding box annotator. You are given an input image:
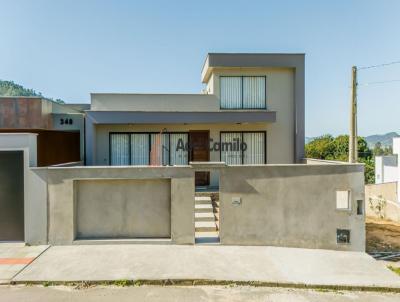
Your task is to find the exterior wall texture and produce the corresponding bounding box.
[219,164,365,251]
[75,179,171,239]
[39,166,194,245]
[91,94,220,111]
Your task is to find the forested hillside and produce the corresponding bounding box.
[0,80,64,104]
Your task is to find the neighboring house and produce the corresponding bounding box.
[0,97,86,165]
[374,137,400,203]
[85,53,305,187]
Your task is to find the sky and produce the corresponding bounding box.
[0,0,399,137]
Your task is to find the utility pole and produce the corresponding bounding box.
[349,66,358,163]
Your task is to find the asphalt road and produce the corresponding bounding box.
[1,285,400,302]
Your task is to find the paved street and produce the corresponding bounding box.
[1,285,400,302]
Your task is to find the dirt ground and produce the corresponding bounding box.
[366,217,400,252]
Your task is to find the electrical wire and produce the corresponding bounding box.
[358,60,400,70]
[358,79,400,86]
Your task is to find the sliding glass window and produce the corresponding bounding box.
[220,76,266,109]
[110,134,130,165]
[110,132,189,166]
[220,131,266,165]
[131,134,149,165]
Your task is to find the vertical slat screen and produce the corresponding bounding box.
[110,134,130,165]
[220,77,242,109]
[243,77,266,109]
[221,132,242,165]
[243,132,265,164]
[131,134,149,165]
[170,133,188,165]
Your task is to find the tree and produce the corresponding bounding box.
[373,142,392,156]
[305,134,374,184]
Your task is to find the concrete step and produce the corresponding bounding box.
[195,212,216,222]
[195,221,217,232]
[195,204,213,213]
[195,196,212,205]
[195,231,220,244]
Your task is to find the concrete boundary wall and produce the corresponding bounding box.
[365,182,398,205]
[31,166,195,245]
[365,182,400,222]
[25,161,365,250]
[219,164,365,251]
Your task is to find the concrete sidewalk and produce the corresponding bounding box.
[0,244,49,284]
[12,245,400,290]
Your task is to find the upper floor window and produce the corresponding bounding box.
[220,76,266,109]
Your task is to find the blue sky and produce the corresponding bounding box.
[1,0,399,137]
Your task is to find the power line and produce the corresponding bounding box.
[358,60,400,70]
[358,79,400,86]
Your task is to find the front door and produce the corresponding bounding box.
[189,131,210,186]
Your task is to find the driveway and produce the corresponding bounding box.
[12,244,400,290]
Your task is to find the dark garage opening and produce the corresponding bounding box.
[0,151,24,241]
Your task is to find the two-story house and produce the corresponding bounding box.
[85,53,305,187]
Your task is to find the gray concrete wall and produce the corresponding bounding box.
[39,166,194,245]
[75,179,171,239]
[91,94,219,111]
[0,133,48,245]
[219,164,365,251]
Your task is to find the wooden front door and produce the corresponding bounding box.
[189,131,210,186]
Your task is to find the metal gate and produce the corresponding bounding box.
[0,151,24,241]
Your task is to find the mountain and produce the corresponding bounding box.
[365,132,400,148]
[0,80,64,104]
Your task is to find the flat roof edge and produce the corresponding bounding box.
[201,53,305,83]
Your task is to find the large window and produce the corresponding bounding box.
[220,76,266,109]
[110,132,189,166]
[220,131,266,165]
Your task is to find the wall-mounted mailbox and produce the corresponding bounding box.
[232,197,242,206]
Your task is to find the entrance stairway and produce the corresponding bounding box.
[194,195,220,244]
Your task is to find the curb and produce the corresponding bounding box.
[7,279,400,293]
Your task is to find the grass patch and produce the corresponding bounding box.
[388,266,400,276]
[42,281,51,287]
[314,288,344,294]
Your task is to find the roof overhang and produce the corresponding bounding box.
[201,53,305,83]
[86,111,276,124]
